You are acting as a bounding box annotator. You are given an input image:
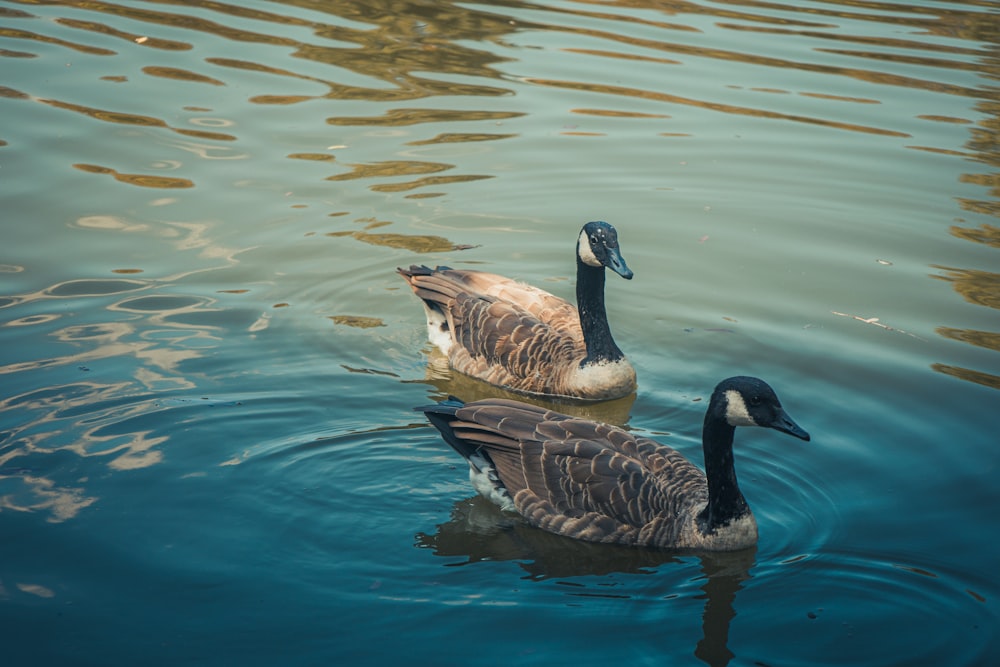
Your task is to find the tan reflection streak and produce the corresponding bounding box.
[251,95,313,105]
[149,221,247,281]
[949,223,1000,249]
[406,132,518,145]
[36,96,235,144]
[563,47,681,65]
[327,108,524,126]
[527,78,909,137]
[55,18,190,51]
[715,22,986,59]
[545,17,982,100]
[41,98,167,127]
[0,385,168,520]
[955,198,1000,218]
[143,66,225,85]
[572,108,670,118]
[0,475,96,524]
[816,48,984,74]
[331,315,385,328]
[918,115,973,125]
[45,0,301,49]
[73,164,194,189]
[171,128,237,141]
[937,327,1000,354]
[167,138,244,160]
[931,266,1000,310]
[370,174,493,192]
[329,231,462,253]
[327,160,453,181]
[799,92,879,104]
[15,583,56,598]
[206,57,327,95]
[533,1,707,32]
[715,0,997,37]
[208,53,507,106]
[75,215,151,233]
[0,27,115,55]
[906,146,970,158]
[4,278,150,319]
[6,314,61,327]
[931,364,1000,391]
[105,431,167,470]
[0,86,29,99]
[0,320,202,380]
[288,152,336,161]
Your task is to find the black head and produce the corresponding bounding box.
[577,221,633,279]
[711,376,810,441]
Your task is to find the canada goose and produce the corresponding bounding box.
[397,221,636,401]
[416,376,810,551]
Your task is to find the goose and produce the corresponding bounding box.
[397,221,636,401]
[416,376,809,551]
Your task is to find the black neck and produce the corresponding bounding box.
[697,416,750,533]
[576,257,624,365]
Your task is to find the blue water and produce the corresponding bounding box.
[1,0,998,664]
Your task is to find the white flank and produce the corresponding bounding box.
[423,306,453,355]
[724,389,757,427]
[468,454,515,512]
[577,229,602,267]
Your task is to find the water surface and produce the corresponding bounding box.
[1,0,998,664]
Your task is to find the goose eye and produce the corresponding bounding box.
[748,395,762,407]
[589,234,599,245]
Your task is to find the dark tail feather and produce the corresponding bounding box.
[396,265,454,279]
[397,264,433,279]
[415,397,479,461]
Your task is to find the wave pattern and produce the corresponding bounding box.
[0,1,998,664]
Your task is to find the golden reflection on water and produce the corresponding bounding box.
[0,471,97,524]
[142,65,226,86]
[53,16,191,51]
[72,163,195,189]
[38,96,237,142]
[930,25,1000,391]
[12,0,991,203]
[328,229,468,253]
[0,226,239,520]
[0,25,116,56]
[326,109,525,126]
[931,261,1000,390]
[1,0,998,532]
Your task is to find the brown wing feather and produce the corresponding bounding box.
[453,400,708,546]
[398,266,586,395]
[443,269,582,341]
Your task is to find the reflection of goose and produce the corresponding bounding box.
[398,221,636,401]
[417,376,809,551]
[416,496,755,666]
[414,349,637,426]
[415,495,682,579]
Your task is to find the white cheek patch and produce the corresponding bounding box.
[724,390,758,427]
[577,229,603,267]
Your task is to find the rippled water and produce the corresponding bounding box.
[1,0,998,664]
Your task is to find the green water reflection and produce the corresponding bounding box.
[0,0,998,665]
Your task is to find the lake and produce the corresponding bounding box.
[1,0,998,664]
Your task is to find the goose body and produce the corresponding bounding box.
[417,376,809,551]
[398,221,636,401]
